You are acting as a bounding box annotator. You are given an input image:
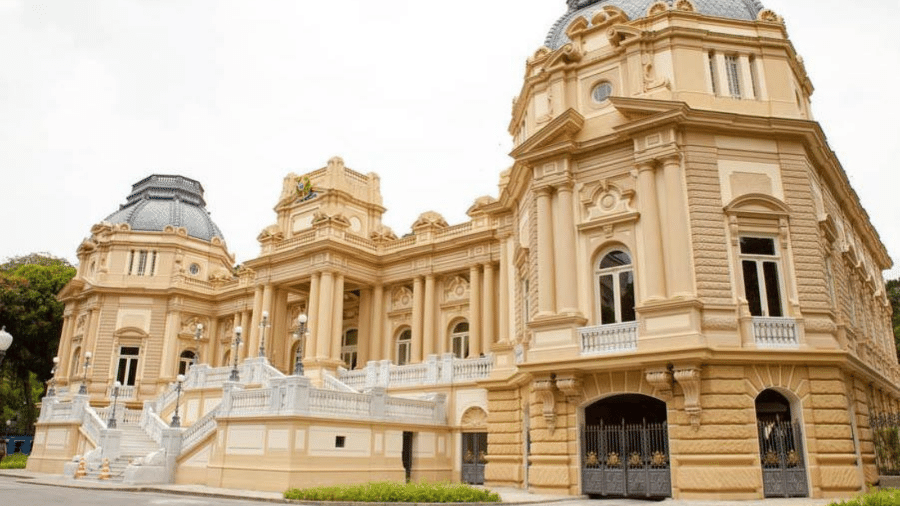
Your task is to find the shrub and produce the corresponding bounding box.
[829,488,900,506]
[284,481,501,503]
[0,453,28,469]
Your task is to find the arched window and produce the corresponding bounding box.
[342,328,359,369]
[451,321,469,359]
[178,350,197,376]
[396,328,412,365]
[595,250,635,324]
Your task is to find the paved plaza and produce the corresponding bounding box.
[0,470,840,506]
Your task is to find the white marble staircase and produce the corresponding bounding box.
[83,423,161,482]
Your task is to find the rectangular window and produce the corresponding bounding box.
[116,346,140,386]
[748,54,760,99]
[335,436,346,448]
[740,237,783,317]
[725,55,742,98]
[708,51,718,94]
[149,251,157,276]
[127,250,135,275]
[136,251,148,275]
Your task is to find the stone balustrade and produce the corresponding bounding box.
[337,354,493,390]
[752,317,799,348]
[579,321,639,355]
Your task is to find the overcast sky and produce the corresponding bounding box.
[2,0,898,279]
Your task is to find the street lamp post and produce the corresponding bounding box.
[78,352,92,395]
[293,314,309,376]
[170,374,185,428]
[229,326,242,382]
[258,311,269,358]
[48,357,59,397]
[0,326,13,368]
[107,381,121,429]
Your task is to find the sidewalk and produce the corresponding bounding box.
[0,469,840,506]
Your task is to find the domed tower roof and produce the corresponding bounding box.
[103,175,225,242]
[545,0,766,49]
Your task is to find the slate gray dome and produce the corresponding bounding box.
[546,0,766,49]
[104,175,224,242]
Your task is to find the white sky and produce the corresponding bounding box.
[2,0,899,279]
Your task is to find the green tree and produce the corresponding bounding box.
[0,254,76,434]
[888,278,900,363]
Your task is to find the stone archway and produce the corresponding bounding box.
[755,389,808,498]
[581,394,670,498]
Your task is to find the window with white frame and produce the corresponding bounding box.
[128,250,157,276]
[178,350,197,376]
[396,328,412,365]
[116,346,140,386]
[595,250,636,325]
[739,237,784,317]
[725,54,742,98]
[342,328,358,369]
[450,321,469,359]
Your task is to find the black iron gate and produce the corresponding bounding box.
[581,420,671,498]
[757,420,808,497]
[461,432,487,484]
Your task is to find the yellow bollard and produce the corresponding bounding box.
[74,458,87,479]
[98,458,110,480]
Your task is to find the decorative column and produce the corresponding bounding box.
[636,162,666,300]
[381,288,393,360]
[315,271,334,359]
[259,284,274,359]
[423,275,436,358]
[469,266,482,358]
[498,239,511,345]
[411,277,424,363]
[240,309,251,360]
[305,273,320,363]
[249,286,264,356]
[482,263,495,353]
[357,288,372,365]
[232,312,242,362]
[371,284,384,361]
[330,273,345,361]
[535,187,556,315]
[56,315,73,383]
[554,182,579,313]
[661,155,692,297]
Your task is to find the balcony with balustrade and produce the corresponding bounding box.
[578,321,639,356]
[751,317,799,348]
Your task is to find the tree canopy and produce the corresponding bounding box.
[887,277,900,363]
[0,254,76,433]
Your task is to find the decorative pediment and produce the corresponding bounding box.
[673,0,696,12]
[724,193,791,219]
[647,1,669,16]
[257,224,284,243]
[412,211,449,231]
[460,406,488,428]
[180,316,209,338]
[757,8,782,23]
[545,43,584,70]
[370,224,398,242]
[391,286,414,311]
[509,108,585,164]
[606,24,641,48]
[113,326,150,340]
[590,5,628,27]
[443,275,470,303]
[581,179,635,221]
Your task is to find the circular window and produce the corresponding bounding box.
[189,263,200,275]
[591,82,613,103]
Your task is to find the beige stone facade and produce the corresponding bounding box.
[28,0,900,500]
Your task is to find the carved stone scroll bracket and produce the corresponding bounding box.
[556,375,583,406]
[645,368,674,401]
[673,365,702,430]
[533,377,558,435]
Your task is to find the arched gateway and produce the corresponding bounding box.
[755,389,808,497]
[580,394,670,498]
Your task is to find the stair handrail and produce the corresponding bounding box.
[139,401,169,445]
[180,404,221,455]
[82,404,107,445]
[322,372,358,393]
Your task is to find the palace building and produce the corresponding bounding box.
[28,0,900,500]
